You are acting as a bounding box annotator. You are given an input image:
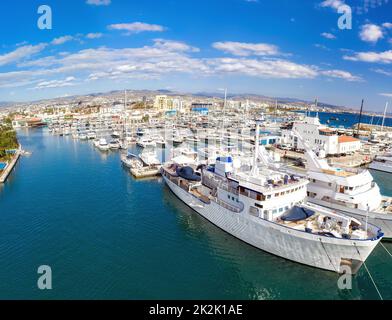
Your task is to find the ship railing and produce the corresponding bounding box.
[214,198,242,213]
[218,183,240,196]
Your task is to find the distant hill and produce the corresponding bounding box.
[0,101,14,108]
[0,89,347,111]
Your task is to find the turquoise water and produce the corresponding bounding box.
[0,128,391,300]
[298,111,392,129]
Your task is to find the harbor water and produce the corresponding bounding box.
[299,111,392,129]
[0,128,391,300]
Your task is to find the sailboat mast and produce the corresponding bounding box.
[356,99,364,138]
[381,102,388,131]
[124,90,127,135]
[221,88,227,141]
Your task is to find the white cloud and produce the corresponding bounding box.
[321,32,336,39]
[314,44,331,51]
[0,70,41,88]
[344,50,392,64]
[380,93,392,98]
[86,33,103,39]
[359,24,384,43]
[0,39,363,91]
[371,68,392,76]
[382,22,392,29]
[212,41,280,56]
[321,69,362,82]
[153,38,199,52]
[319,0,345,10]
[0,44,47,67]
[208,58,318,79]
[108,22,166,34]
[86,0,111,6]
[35,76,76,89]
[51,36,74,45]
[16,41,28,47]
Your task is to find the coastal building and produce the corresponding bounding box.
[191,103,212,115]
[259,135,280,146]
[281,116,361,155]
[337,136,361,154]
[100,103,125,115]
[154,95,184,112]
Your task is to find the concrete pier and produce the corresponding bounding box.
[0,147,21,183]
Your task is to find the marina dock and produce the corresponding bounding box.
[0,147,21,183]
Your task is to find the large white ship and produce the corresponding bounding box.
[369,153,392,174]
[291,130,392,239]
[161,125,383,274]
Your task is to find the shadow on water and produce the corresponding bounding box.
[161,187,392,300]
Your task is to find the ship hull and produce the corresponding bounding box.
[163,176,380,274]
[369,162,392,174]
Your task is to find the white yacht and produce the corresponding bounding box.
[136,137,156,148]
[97,138,109,151]
[109,139,121,150]
[186,135,200,144]
[139,148,161,167]
[130,148,161,178]
[78,133,88,140]
[121,152,143,169]
[154,136,166,148]
[173,146,198,162]
[292,129,392,239]
[111,131,121,139]
[369,153,392,174]
[161,129,382,273]
[87,131,97,140]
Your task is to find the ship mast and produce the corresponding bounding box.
[381,102,388,132]
[221,88,227,143]
[251,119,261,175]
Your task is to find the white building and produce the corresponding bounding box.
[281,116,361,155]
[100,104,125,115]
[154,95,184,112]
[337,136,361,154]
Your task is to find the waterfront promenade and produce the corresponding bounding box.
[0,147,21,183]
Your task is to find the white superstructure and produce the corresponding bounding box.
[292,129,392,239]
[161,124,383,273]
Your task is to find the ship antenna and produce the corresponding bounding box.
[365,204,369,234]
[252,119,260,175]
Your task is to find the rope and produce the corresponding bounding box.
[319,238,338,273]
[363,262,384,301]
[380,242,392,259]
[354,243,384,301]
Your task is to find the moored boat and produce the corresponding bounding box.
[161,123,383,273]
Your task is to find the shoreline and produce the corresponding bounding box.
[0,146,21,183]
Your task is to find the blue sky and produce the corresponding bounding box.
[0,0,391,111]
